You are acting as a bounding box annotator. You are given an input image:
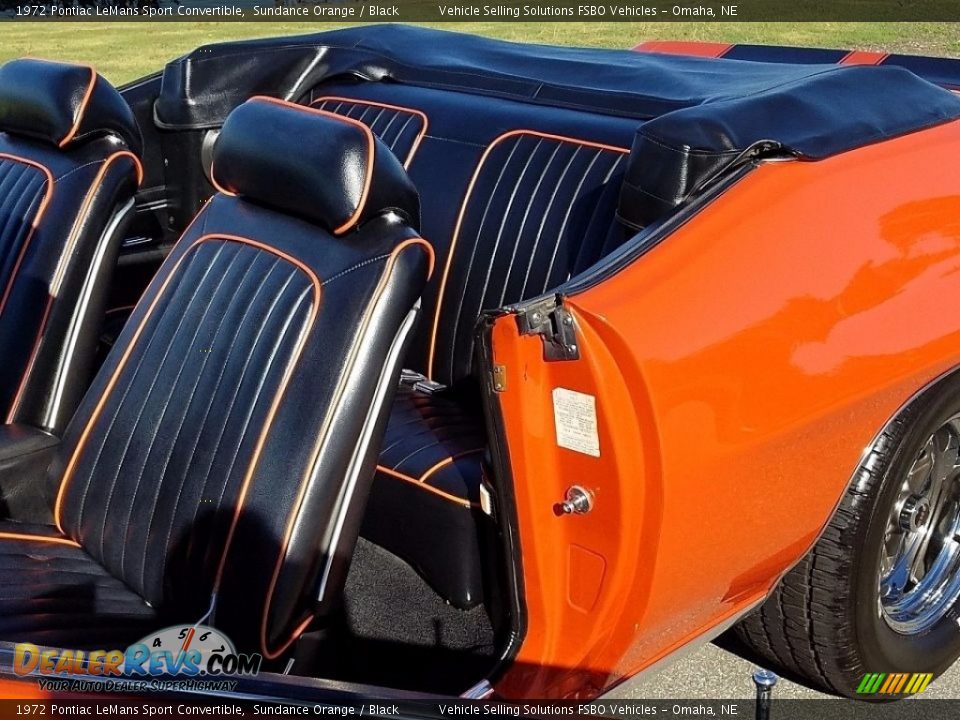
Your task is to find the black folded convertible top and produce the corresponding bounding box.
[155,24,960,161]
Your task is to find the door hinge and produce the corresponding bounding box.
[491,364,507,392]
[516,297,580,361]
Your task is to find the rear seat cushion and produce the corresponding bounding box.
[361,386,488,609]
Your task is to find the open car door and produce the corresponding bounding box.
[478,134,960,697]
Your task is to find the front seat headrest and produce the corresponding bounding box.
[211,96,421,234]
[0,58,142,156]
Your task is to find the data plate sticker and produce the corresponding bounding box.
[552,387,600,457]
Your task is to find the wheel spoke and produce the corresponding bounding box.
[906,447,934,495]
[912,434,959,576]
[884,532,925,597]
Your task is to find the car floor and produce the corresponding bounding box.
[297,538,498,694]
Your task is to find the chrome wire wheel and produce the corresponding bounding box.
[879,416,960,635]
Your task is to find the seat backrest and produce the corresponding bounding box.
[304,82,638,385]
[0,59,143,432]
[48,98,432,657]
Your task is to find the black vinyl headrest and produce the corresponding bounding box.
[212,96,420,234]
[0,58,142,156]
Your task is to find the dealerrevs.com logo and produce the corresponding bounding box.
[13,624,261,691]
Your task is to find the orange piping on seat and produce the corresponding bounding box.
[243,96,376,236]
[398,236,436,279]
[58,65,98,149]
[0,153,54,421]
[262,614,315,663]
[419,448,487,484]
[426,129,629,380]
[5,296,53,424]
[376,464,479,509]
[0,531,79,547]
[49,151,143,296]
[5,150,144,424]
[258,235,434,660]
[310,96,429,169]
[208,159,237,197]
[209,234,322,596]
[53,233,321,535]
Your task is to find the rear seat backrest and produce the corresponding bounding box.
[305,82,636,386]
[428,130,628,383]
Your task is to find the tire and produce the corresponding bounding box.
[735,375,960,698]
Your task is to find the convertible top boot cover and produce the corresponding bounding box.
[0,59,143,434]
[0,97,431,657]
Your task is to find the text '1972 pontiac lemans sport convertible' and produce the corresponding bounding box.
[0,24,959,704]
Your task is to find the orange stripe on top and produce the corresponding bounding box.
[634,41,733,59]
[0,531,79,547]
[240,96,376,236]
[58,65,98,149]
[258,235,434,660]
[427,129,629,380]
[839,50,889,66]
[310,96,429,170]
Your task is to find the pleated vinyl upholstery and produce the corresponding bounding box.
[58,239,314,611]
[430,132,628,385]
[309,96,426,168]
[0,159,48,292]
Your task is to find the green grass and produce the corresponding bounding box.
[2,22,959,86]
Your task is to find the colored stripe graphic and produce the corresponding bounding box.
[857,672,933,694]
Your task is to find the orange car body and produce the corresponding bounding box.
[492,119,960,697]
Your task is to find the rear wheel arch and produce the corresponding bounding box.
[736,363,960,697]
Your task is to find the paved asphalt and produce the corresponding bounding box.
[607,641,960,700]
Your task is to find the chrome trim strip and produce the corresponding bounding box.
[316,302,420,601]
[47,198,135,428]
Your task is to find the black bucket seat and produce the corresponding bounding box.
[0,96,432,658]
[0,59,143,435]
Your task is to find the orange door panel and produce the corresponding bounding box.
[492,119,960,698]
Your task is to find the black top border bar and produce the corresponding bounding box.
[2,0,960,22]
